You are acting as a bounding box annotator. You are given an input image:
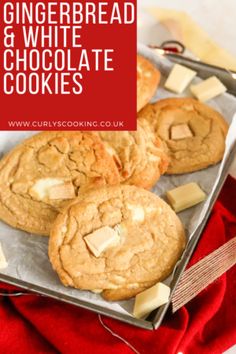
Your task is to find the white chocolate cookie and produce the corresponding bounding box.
[138,98,228,174]
[98,121,169,189]
[137,55,161,112]
[49,185,186,301]
[0,132,120,235]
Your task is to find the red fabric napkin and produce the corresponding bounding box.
[0,176,236,354]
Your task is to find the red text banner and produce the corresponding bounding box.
[0,0,137,130]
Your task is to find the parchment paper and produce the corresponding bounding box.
[0,45,236,318]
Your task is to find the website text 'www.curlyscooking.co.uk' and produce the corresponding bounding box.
[7,120,125,129]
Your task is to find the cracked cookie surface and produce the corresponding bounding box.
[0,132,120,235]
[137,55,161,112]
[49,185,186,301]
[98,121,169,189]
[138,98,228,174]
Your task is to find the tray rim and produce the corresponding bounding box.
[0,142,235,331]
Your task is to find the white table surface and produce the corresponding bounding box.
[138,0,236,178]
[138,0,236,56]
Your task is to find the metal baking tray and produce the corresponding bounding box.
[0,48,236,330]
[0,142,235,331]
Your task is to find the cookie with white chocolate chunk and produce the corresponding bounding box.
[97,121,169,190]
[137,54,161,112]
[49,185,186,301]
[138,98,228,174]
[0,131,120,236]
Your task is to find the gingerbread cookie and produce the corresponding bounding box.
[0,132,120,235]
[137,55,161,112]
[138,98,228,174]
[49,185,186,301]
[98,121,169,189]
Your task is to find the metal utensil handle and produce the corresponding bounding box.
[165,53,236,95]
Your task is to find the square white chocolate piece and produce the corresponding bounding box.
[147,152,160,162]
[127,204,145,222]
[30,178,75,200]
[0,243,8,270]
[190,76,227,102]
[84,226,120,258]
[133,282,170,319]
[164,64,197,94]
[29,178,64,200]
[166,182,206,212]
[171,124,193,140]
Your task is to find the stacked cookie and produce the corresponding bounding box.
[136,56,228,175]
[137,54,161,112]
[138,97,228,174]
[0,132,120,235]
[97,121,169,189]
[49,185,185,301]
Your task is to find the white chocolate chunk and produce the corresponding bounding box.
[113,224,126,245]
[0,243,8,269]
[29,178,64,200]
[145,206,158,214]
[104,143,116,157]
[92,289,103,294]
[61,226,67,233]
[128,283,139,289]
[133,283,170,319]
[84,226,120,258]
[104,143,122,169]
[147,152,160,162]
[164,64,197,93]
[144,71,152,78]
[107,283,119,289]
[166,182,206,212]
[190,76,227,102]
[113,224,125,236]
[112,275,126,284]
[48,182,75,200]
[171,124,193,140]
[127,204,145,222]
[137,65,142,75]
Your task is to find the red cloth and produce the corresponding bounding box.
[1,176,236,354]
